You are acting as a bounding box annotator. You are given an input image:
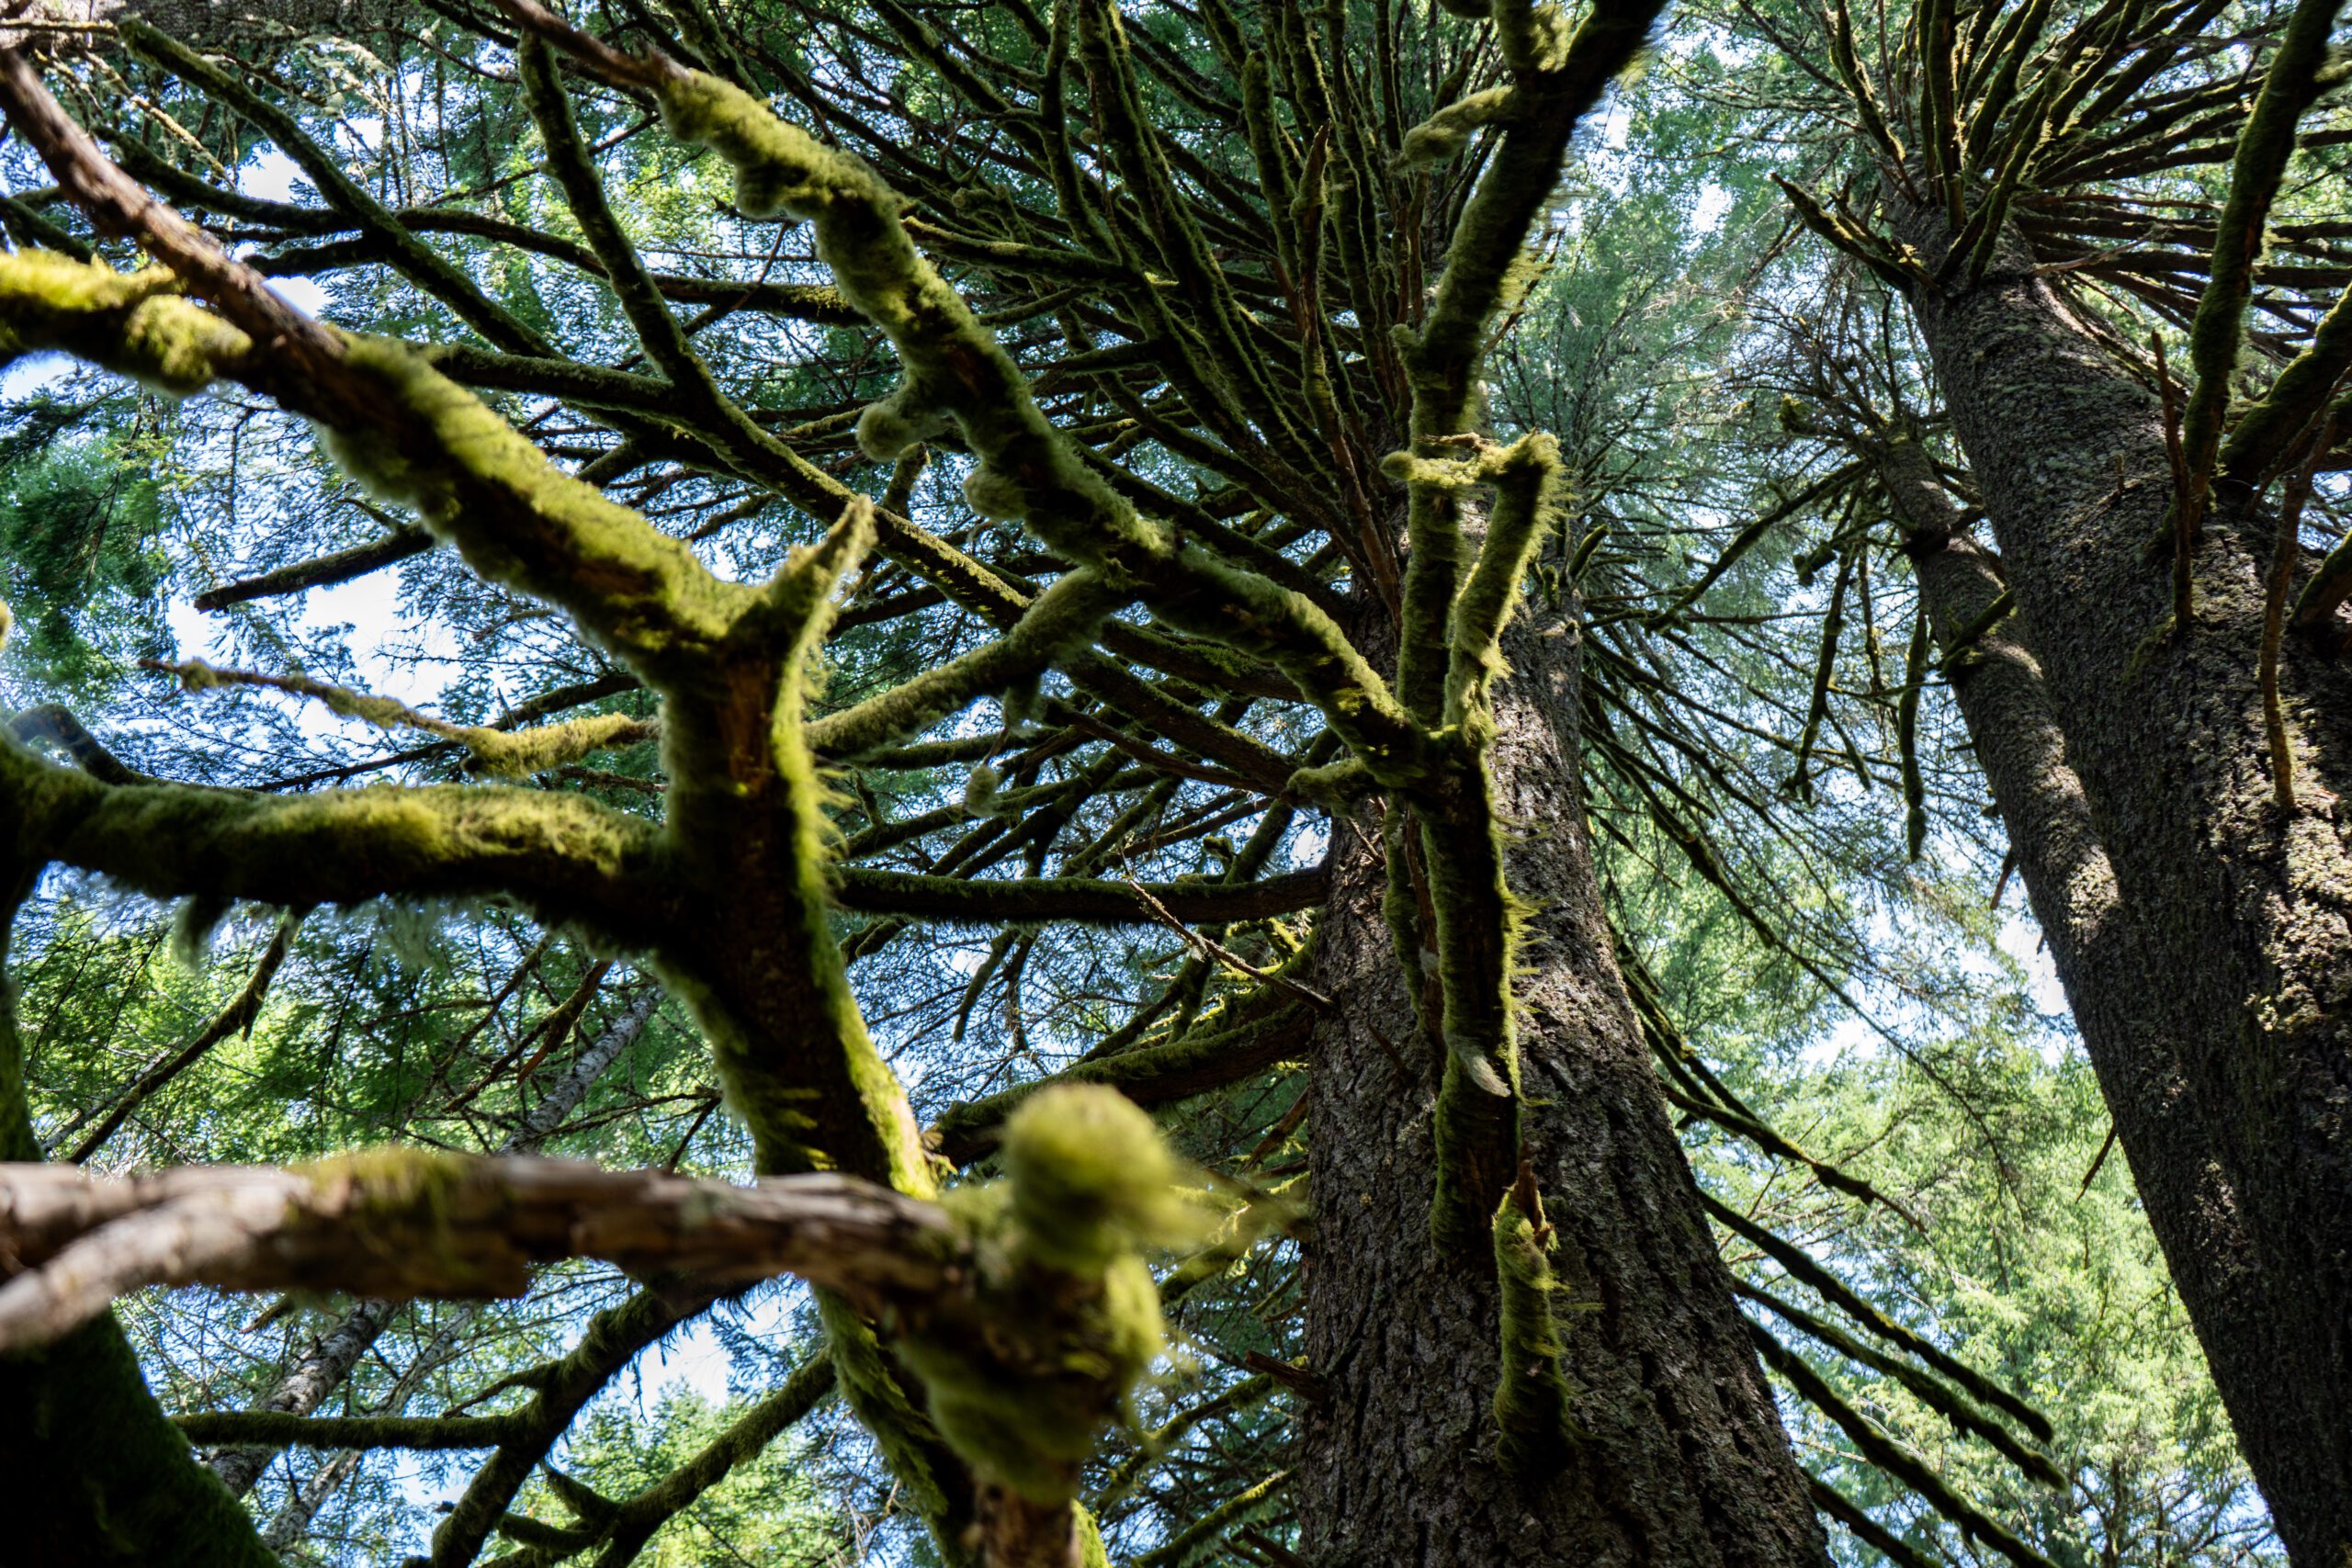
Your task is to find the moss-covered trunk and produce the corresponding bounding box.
[1296,608,1827,1567]
[1894,202,2352,1562]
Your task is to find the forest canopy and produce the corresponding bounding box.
[0,0,2344,1564]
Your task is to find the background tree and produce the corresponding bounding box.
[1645,0,2352,1551]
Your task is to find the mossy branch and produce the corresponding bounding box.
[1490,1167,1577,1476]
[1773,176,1929,295]
[1746,1322,2061,1568]
[1704,1193,2055,1442]
[141,658,658,778]
[932,1000,1315,1165]
[526,42,1433,783]
[2231,280,2352,490]
[171,1410,524,1450]
[1740,1282,2064,1488]
[831,864,1330,928]
[2,734,673,946]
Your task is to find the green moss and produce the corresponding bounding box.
[313,334,747,676]
[299,1144,477,1214]
[0,252,250,398]
[459,713,654,778]
[1000,1084,1194,1273]
[884,1087,1204,1504]
[1396,85,1519,168]
[1490,1176,1577,1477]
[1076,1505,1112,1568]
[894,1246,1164,1503]
[962,763,1006,818]
[817,1291,955,1521]
[169,893,233,968]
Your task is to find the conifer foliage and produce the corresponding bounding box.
[0,0,2324,1562]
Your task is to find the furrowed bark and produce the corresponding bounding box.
[1297,611,1827,1568]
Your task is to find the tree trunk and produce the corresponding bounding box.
[1875,442,2257,1404]
[1296,606,1828,1567]
[1893,204,2352,1562]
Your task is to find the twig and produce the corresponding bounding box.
[1121,874,1334,1011]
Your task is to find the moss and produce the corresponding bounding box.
[1000,1084,1195,1273]
[889,1087,1202,1504]
[1283,755,1374,812]
[170,893,233,968]
[1490,1175,1577,1477]
[459,713,655,778]
[895,1245,1164,1503]
[956,761,1001,810]
[0,251,250,399]
[817,1292,955,1520]
[299,1144,477,1214]
[1396,85,1519,168]
[961,465,1031,522]
[854,398,930,463]
[313,334,747,677]
[1076,1505,1113,1568]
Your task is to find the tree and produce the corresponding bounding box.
[1674,0,2352,1551]
[0,0,1840,1562]
[0,0,2275,1563]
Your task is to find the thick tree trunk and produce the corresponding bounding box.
[1876,446,2258,1389]
[1894,205,2352,1562]
[1296,608,1827,1567]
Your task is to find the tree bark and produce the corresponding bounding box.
[1296,606,1828,1567]
[1892,204,2352,1562]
